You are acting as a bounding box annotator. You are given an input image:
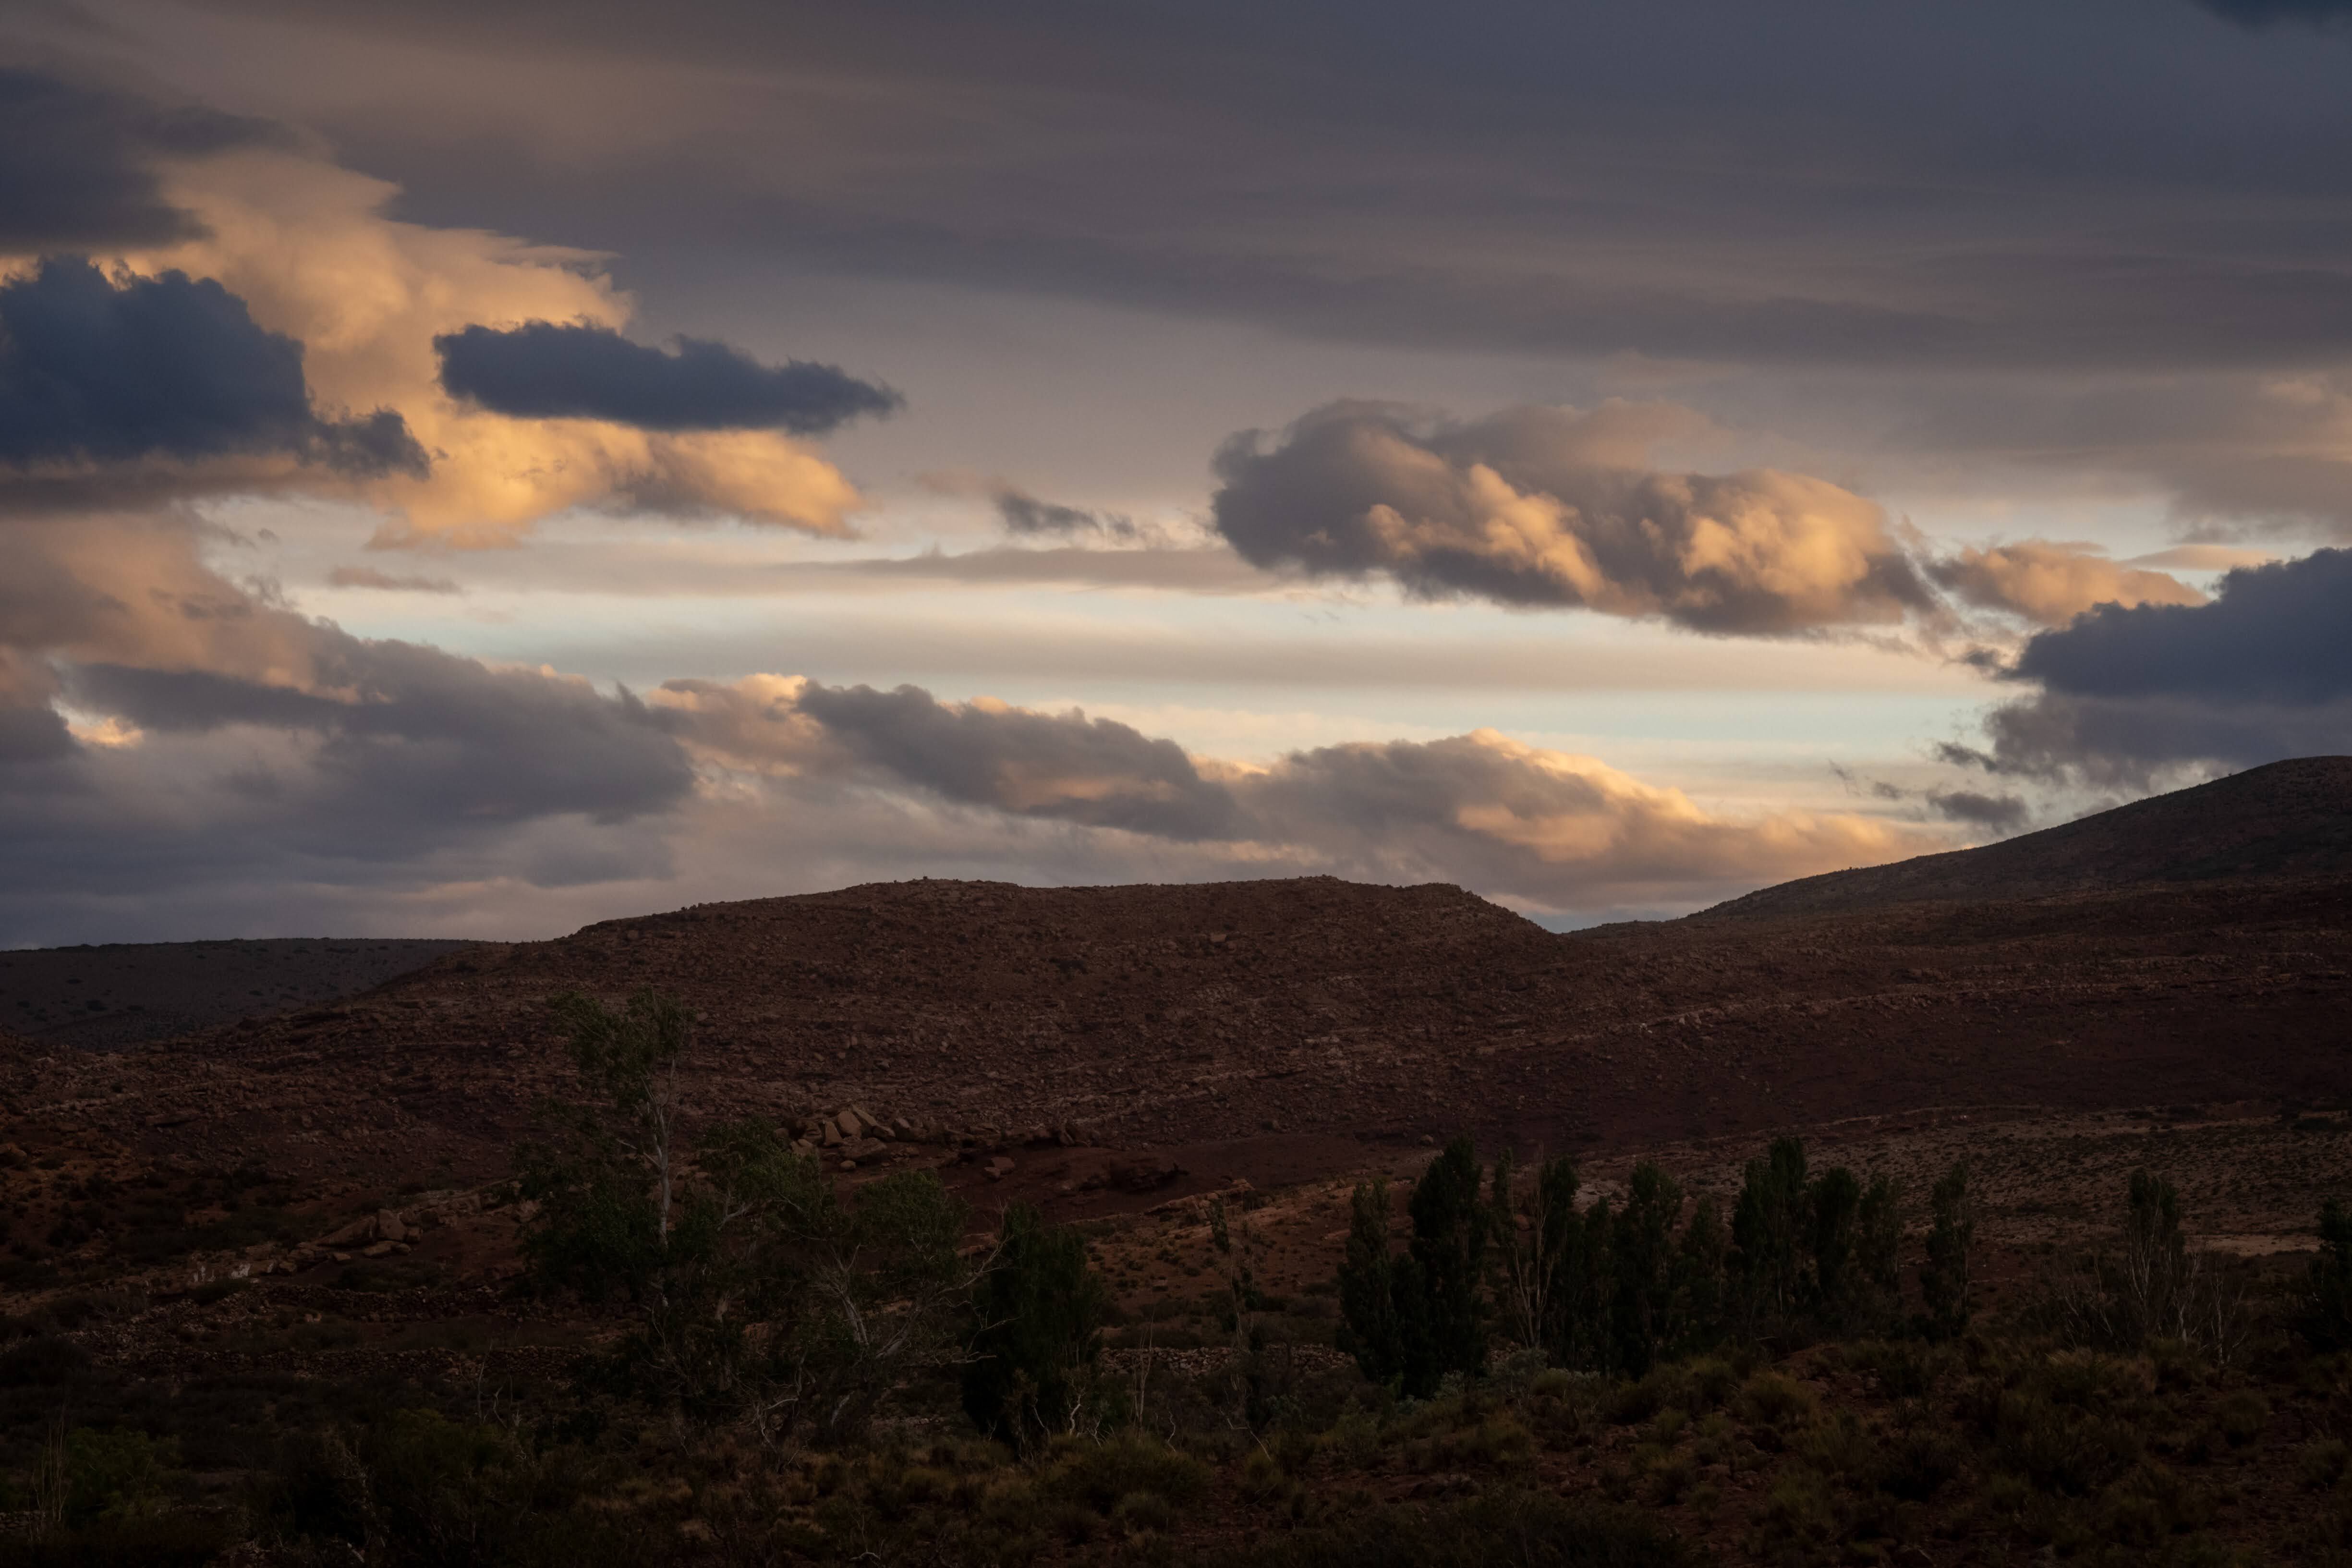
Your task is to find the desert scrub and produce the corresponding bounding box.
[1736,1368,1819,1441]
[1045,1428,1211,1517]
[1183,1486,1696,1568]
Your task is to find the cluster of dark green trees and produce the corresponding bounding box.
[516,990,1107,1453]
[1338,1135,1977,1398]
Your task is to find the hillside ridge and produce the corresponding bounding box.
[1699,755,2352,920]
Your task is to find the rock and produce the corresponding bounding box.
[321,1215,377,1247]
[839,1159,858,1172]
[834,1110,860,1142]
[376,1209,405,1243]
[893,1117,916,1138]
[820,1119,842,1148]
[361,1240,396,1258]
[791,1138,814,1156]
[986,1156,1015,1181]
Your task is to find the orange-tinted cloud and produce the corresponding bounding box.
[1928,540,2206,627]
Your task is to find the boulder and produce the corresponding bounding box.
[321,1214,377,1248]
[377,1209,406,1243]
[834,1110,861,1142]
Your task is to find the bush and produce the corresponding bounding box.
[1048,1429,1211,1515]
[1188,1486,1695,1568]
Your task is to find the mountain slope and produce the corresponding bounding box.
[1700,756,2352,920]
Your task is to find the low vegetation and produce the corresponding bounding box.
[3,990,2350,1564]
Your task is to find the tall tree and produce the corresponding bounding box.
[1337,1177,1406,1386]
[1920,1160,1974,1340]
[963,1203,1111,1453]
[1731,1136,1810,1332]
[1610,1161,1684,1377]
[1409,1136,1490,1387]
[1808,1165,1862,1323]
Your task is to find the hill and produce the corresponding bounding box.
[7,864,2350,1221]
[0,937,482,1050]
[1700,755,2352,920]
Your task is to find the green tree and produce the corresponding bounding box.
[1919,1160,1974,1339]
[1609,1161,1684,1377]
[1409,1135,1490,1387]
[1731,1136,1810,1332]
[520,990,974,1440]
[2305,1199,2352,1351]
[1337,1177,1406,1387]
[519,988,694,1302]
[1855,1174,1903,1329]
[1668,1193,1728,1355]
[964,1202,1112,1452]
[1808,1166,1862,1323]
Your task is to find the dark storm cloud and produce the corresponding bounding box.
[433,321,901,434]
[1958,550,2352,782]
[0,258,425,475]
[2195,0,2352,26]
[158,0,2352,373]
[2011,549,2352,705]
[790,681,1248,840]
[0,67,286,252]
[1210,401,1932,635]
[71,638,693,826]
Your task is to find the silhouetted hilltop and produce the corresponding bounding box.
[1700,756,2352,921]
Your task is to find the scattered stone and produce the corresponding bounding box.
[986,1156,1014,1181]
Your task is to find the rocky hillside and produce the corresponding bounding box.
[0,937,481,1049]
[6,865,2350,1225]
[1701,755,2352,920]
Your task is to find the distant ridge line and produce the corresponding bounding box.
[1698,756,2352,921]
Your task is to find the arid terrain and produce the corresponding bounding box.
[3,758,2351,1564]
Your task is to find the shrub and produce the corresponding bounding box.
[1189,1486,1696,1568]
[1049,1429,1210,1515]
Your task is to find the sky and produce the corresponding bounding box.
[3,0,2350,945]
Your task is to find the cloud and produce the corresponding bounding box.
[991,485,1141,541]
[1956,547,2352,783]
[160,0,2352,383]
[90,138,867,544]
[0,257,424,475]
[1924,788,2030,831]
[1210,401,1933,635]
[0,67,286,253]
[662,677,1250,840]
[434,321,900,434]
[1926,540,2206,627]
[0,509,699,936]
[2194,0,2352,27]
[325,565,460,593]
[657,674,1942,912]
